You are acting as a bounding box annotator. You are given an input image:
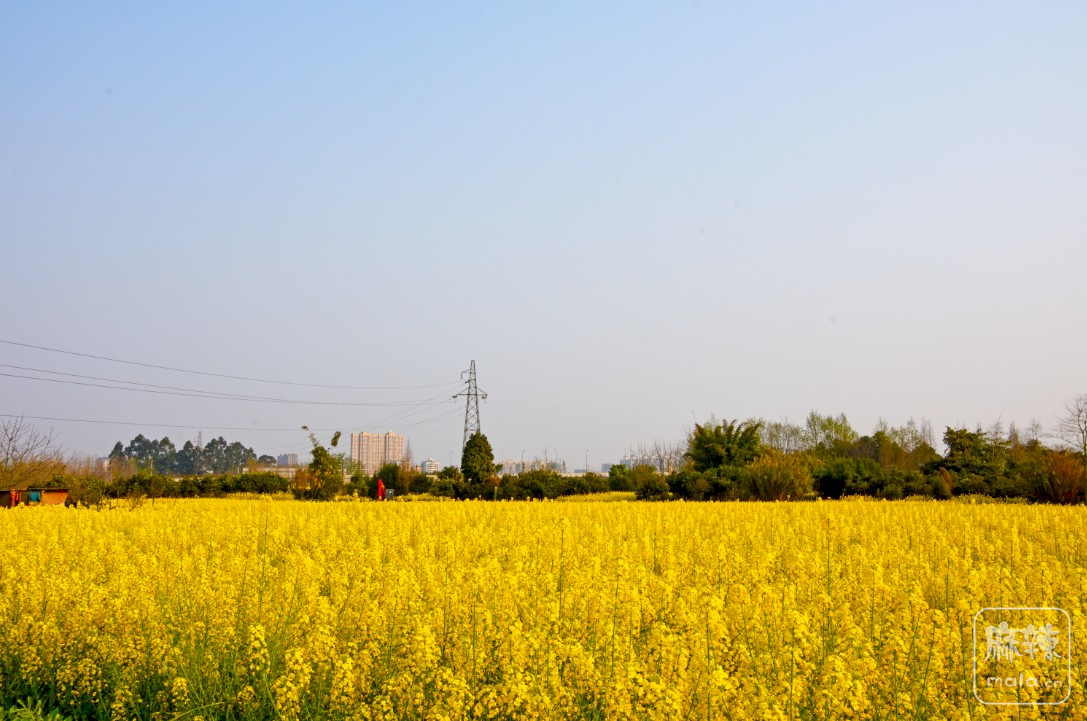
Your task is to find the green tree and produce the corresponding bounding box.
[438,465,462,481]
[223,441,256,474]
[802,412,858,458]
[564,471,609,496]
[372,463,403,497]
[512,469,563,499]
[851,421,937,472]
[461,432,496,485]
[686,418,763,472]
[203,437,228,473]
[153,437,177,474]
[938,426,1009,476]
[607,464,631,491]
[667,467,710,500]
[813,457,884,498]
[114,433,165,472]
[175,441,198,475]
[293,427,344,501]
[349,468,369,495]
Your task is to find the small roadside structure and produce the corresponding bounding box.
[0,485,69,508]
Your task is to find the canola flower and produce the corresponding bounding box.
[0,498,1080,720]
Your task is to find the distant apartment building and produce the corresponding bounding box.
[351,431,405,475]
[277,452,300,467]
[420,457,440,474]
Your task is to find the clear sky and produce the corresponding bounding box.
[2,3,1085,469]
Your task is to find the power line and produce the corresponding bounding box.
[0,363,330,402]
[1,385,465,438]
[0,371,462,407]
[413,411,466,444]
[276,397,465,453]
[0,407,464,435]
[0,339,455,390]
[0,363,464,405]
[0,413,342,433]
[357,389,463,429]
[249,408,468,455]
[398,406,465,432]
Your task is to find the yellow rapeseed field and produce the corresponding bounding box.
[0,498,1081,720]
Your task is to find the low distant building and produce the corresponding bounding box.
[500,459,552,475]
[0,486,68,508]
[420,457,440,474]
[265,466,301,481]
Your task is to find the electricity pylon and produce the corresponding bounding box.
[453,360,487,452]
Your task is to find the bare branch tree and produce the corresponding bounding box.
[401,439,415,474]
[1055,394,1087,485]
[1027,419,1044,443]
[652,439,668,474]
[919,419,935,448]
[0,417,64,489]
[760,418,805,454]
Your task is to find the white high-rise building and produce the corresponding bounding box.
[350,431,405,475]
[420,457,440,474]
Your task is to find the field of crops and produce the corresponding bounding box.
[0,498,1081,720]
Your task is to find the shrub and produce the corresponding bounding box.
[1026,451,1085,505]
[608,465,632,492]
[516,469,564,499]
[561,472,609,497]
[630,466,670,500]
[429,479,459,498]
[290,468,343,501]
[668,468,710,500]
[813,458,882,499]
[952,473,990,496]
[931,472,953,500]
[741,453,813,501]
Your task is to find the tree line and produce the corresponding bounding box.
[4,394,1086,506]
[320,401,1087,504]
[107,434,274,476]
[56,471,292,508]
[653,403,1087,503]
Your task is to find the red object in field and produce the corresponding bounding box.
[377,479,386,500]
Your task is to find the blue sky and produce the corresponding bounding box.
[2,3,1085,468]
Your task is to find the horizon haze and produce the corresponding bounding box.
[3,3,1085,468]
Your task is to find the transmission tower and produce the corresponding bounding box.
[453,360,487,452]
